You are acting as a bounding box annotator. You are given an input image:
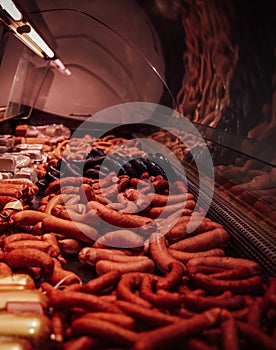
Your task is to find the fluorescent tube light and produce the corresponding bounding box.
[26,27,55,58]
[51,58,71,76]
[0,0,22,21]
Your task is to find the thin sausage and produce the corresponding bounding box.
[132,308,221,350]
[221,309,240,350]
[237,321,276,350]
[181,293,245,312]
[187,257,261,276]
[156,262,185,290]
[115,300,182,328]
[116,272,152,308]
[84,270,121,294]
[49,289,122,314]
[70,316,138,348]
[193,273,263,294]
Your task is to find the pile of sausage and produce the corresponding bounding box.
[0,171,275,349]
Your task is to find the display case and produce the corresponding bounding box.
[0,0,275,349]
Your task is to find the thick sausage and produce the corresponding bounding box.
[79,247,147,265]
[5,248,54,276]
[94,230,144,249]
[12,210,50,226]
[87,201,153,228]
[168,248,225,263]
[170,228,230,252]
[95,258,155,275]
[41,216,97,243]
[149,232,186,273]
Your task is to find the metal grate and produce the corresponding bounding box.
[185,168,276,276]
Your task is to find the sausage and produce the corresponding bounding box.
[246,296,264,329]
[41,216,97,243]
[237,321,276,350]
[84,270,121,294]
[156,262,185,290]
[0,261,12,274]
[5,248,54,276]
[58,239,83,255]
[187,257,261,276]
[149,232,186,273]
[173,181,188,194]
[151,193,194,207]
[45,259,81,286]
[94,230,144,249]
[42,233,61,257]
[79,247,149,265]
[166,218,222,243]
[186,339,216,350]
[140,274,183,309]
[4,240,55,255]
[49,289,122,314]
[87,201,153,228]
[264,277,276,309]
[95,258,155,275]
[132,308,221,350]
[59,208,100,226]
[116,272,152,308]
[209,267,257,280]
[149,201,196,218]
[80,312,135,329]
[115,300,182,328]
[170,228,230,252]
[181,294,245,312]
[11,210,50,226]
[168,248,225,263]
[193,273,263,294]
[221,309,240,350]
[45,177,94,196]
[51,310,66,342]
[3,233,41,245]
[63,336,102,350]
[70,316,138,348]
[44,194,65,215]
